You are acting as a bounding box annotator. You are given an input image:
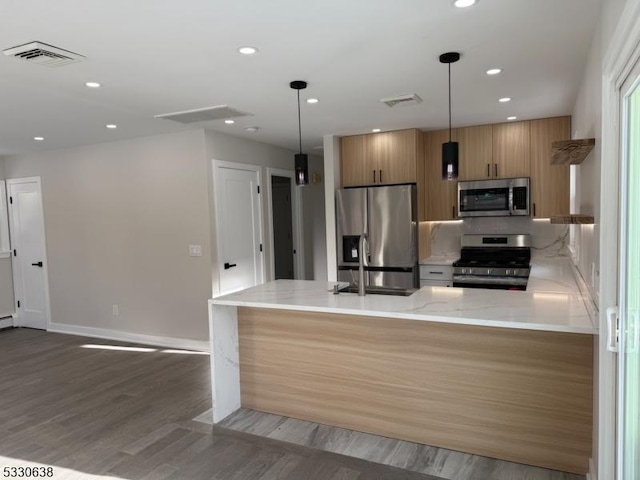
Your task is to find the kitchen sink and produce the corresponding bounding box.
[337,285,418,296]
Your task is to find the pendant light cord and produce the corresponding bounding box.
[448,62,452,143]
[297,90,302,154]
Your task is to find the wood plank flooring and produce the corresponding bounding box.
[216,409,585,480]
[0,328,444,480]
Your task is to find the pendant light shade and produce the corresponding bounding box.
[290,80,309,186]
[295,153,308,185]
[442,141,459,180]
[439,52,460,180]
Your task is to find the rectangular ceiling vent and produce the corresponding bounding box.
[3,41,85,67]
[155,105,253,124]
[380,93,423,108]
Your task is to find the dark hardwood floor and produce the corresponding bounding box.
[0,328,444,480]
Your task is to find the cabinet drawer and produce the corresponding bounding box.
[420,279,454,288]
[420,265,454,281]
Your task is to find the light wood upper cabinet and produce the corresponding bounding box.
[530,116,571,218]
[340,129,419,187]
[492,121,531,178]
[423,129,458,221]
[458,125,493,181]
[456,122,529,181]
[380,129,419,184]
[341,135,372,187]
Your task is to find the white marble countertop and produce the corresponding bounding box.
[419,254,459,266]
[211,257,596,335]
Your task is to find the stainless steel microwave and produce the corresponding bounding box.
[458,177,530,217]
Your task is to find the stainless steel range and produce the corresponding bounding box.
[452,234,531,291]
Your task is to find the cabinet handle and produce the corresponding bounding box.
[494,163,498,177]
[533,202,536,216]
[487,163,490,177]
[379,170,383,183]
[452,205,456,219]
[373,170,376,183]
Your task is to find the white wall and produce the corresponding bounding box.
[3,130,212,342]
[0,157,14,317]
[204,130,326,291]
[571,0,627,301]
[305,159,327,281]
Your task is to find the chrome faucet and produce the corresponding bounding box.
[358,233,368,296]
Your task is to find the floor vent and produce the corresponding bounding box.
[155,105,253,124]
[380,93,423,107]
[3,41,85,67]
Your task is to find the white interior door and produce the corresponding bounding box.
[7,177,50,329]
[617,59,640,480]
[214,162,264,295]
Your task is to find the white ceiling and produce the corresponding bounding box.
[0,0,600,156]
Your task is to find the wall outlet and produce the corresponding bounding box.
[112,304,119,316]
[189,244,202,257]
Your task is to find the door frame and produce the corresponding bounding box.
[601,3,640,479]
[617,58,640,480]
[211,160,265,296]
[265,168,304,280]
[6,176,52,330]
[0,180,10,258]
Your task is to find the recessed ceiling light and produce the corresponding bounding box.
[499,97,511,103]
[237,46,258,55]
[453,0,477,7]
[307,98,319,104]
[106,124,118,129]
[224,119,235,124]
[245,126,259,133]
[33,136,44,141]
[507,116,517,121]
[372,128,381,133]
[486,68,502,75]
[85,82,101,88]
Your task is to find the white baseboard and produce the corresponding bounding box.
[587,457,597,480]
[47,322,210,353]
[0,316,14,329]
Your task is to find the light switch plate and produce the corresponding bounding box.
[189,244,202,257]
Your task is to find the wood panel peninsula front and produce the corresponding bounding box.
[208,278,596,475]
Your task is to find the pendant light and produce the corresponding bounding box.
[439,52,460,180]
[290,80,309,186]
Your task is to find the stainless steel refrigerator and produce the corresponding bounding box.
[336,184,418,289]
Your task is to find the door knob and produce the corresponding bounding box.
[224,262,237,270]
[31,261,43,267]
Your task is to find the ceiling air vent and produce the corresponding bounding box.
[155,105,253,124]
[380,93,423,108]
[3,41,85,67]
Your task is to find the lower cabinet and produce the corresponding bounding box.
[419,264,454,287]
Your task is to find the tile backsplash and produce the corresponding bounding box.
[427,217,570,258]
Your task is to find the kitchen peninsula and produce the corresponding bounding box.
[208,261,596,475]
